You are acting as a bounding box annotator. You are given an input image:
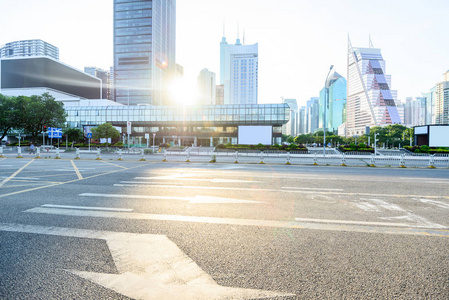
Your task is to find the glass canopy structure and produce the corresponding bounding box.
[65,103,290,146]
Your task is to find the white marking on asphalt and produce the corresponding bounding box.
[0,176,39,180]
[282,187,344,191]
[418,199,449,209]
[41,204,133,212]
[400,177,449,181]
[0,160,34,187]
[79,193,262,204]
[23,208,449,235]
[121,181,184,185]
[294,217,411,228]
[134,177,259,183]
[71,160,83,180]
[0,223,291,300]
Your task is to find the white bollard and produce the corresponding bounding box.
[286,152,291,165]
[341,153,347,166]
[428,154,436,169]
[186,149,190,162]
[370,154,376,167]
[55,148,61,159]
[163,151,167,162]
[313,152,318,165]
[0,147,4,157]
[75,148,80,160]
[234,151,238,164]
[140,149,146,161]
[35,147,41,158]
[118,149,123,160]
[399,154,406,168]
[96,148,101,160]
[259,151,264,164]
[17,147,23,158]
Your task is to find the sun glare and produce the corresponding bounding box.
[169,78,199,106]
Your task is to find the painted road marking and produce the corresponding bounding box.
[0,223,292,300]
[120,181,184,185]
[113,183,449,200]
[134,177,259,183]
[294,217,412,228]
[79,193,262,204]
[100,160,128,169]
[0,176,39,180]
[282,187,344,191]
[71,160,83,180]
[41,204,134,212]
[0,160,34,187]
[418,199,449,209]
[24,208,449,237]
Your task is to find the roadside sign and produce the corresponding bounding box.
[145,133,150,139]
[87,133,92,139]
[127,121,132,135]
[48,127,62,139]
[153,133,156,138]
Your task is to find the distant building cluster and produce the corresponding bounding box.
[0,39,59,60]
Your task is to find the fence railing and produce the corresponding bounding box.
[2,146,449,168]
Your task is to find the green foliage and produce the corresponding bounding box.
[91,123,120,148]
[63,128,84,145]
[420,145,430,153]
[358,143,366,148]
[113,141,124,147]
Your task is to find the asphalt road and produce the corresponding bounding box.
[0,157,448,299]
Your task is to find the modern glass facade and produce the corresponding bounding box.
[319,72,347,133]
[66,104,289,146]
[113,0,176,106]
[347,39,401,136]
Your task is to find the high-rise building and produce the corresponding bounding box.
[220,34,258,104]
[109,66,115,102]
[435,71,449,124]
[197,69,216,105]
[346,38,401,136]
[422,86,436,125]
[216,84,224,105]
[306,97,319,133]
[298,106,306,135]
[318,71,347,133]
[84,67,110,100]
[283,99,298,137]
[113,0,176,106]
[0,39,59,60]
[404,97,427,127]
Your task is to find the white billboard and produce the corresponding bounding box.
[429,126,449,147]
[238,126,272,145]
[414,126,428,135]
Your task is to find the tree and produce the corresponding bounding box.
[63,128,84,148]
[0,94,19,142]
[91,123,120,148]
[18,93,67,143]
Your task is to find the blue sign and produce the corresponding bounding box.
[87,133,92,138]
[48,127,62,139]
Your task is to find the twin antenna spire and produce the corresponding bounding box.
[223,19,246,45]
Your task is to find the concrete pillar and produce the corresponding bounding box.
[178,137,181,146]
[210,137,213,147]
[194,137,198,147]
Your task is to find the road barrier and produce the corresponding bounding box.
[3,147,449,168]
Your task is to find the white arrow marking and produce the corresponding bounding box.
[79,193,262,204]
[0,223,292,299]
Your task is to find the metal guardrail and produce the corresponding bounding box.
[1,146,448,168]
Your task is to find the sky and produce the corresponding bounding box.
[1,0,448,106]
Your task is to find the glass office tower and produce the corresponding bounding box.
[113,0,176,106]
[347,38,401,136]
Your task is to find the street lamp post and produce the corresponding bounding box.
[374,133,379,155]
[323,65,334,158]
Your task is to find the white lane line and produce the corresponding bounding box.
[418,199,449,209]
[425,181,449,184]
[282,187,344,191]
[0,222,291,299]
[121,181,184,185]
[79,193,262,204]
[0,176,39,180]
[41,204,133,212]
[135,177,260,183]
[110,184,449,200]
[0,160,34,187]
[23,208,449,236]
[294,217,411,228]
[400,177,449,181]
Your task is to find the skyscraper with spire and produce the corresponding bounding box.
[220,25,258,104]
[346,37,401,136]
